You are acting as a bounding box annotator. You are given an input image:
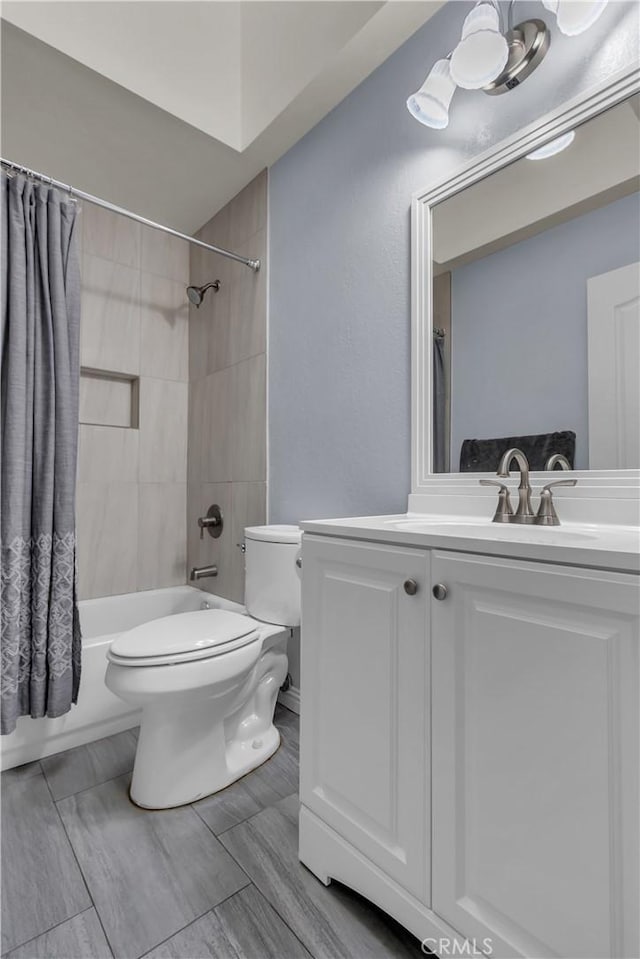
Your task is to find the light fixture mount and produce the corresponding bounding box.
[483,19,550,95]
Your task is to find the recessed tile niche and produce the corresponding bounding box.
[79,368,139,429]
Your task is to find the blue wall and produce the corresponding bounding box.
[449,192,640,472]
[268,0,640,523]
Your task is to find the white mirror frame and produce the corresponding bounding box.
[410,63,640,522]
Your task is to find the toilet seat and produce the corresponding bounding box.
[107,609,260,667]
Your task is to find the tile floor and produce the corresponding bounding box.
[1,706,421,959]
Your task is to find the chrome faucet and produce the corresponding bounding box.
[482,447,578,525]
[190,565,218,581]
[545,453,571,471]
[497,448,535,524]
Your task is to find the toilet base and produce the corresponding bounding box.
[127,635,289,809]
[129,722,281,810]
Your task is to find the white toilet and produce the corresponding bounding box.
[105,525,301,809]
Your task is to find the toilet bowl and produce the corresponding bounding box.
[105,524,301,809]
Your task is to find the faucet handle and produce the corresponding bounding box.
[541,478,577,493]
[536,479,577,526]
[479,479,514,523]
[198,504,223,540]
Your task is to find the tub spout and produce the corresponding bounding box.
[190,565,218,581]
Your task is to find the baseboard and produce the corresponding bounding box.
[299,804,467,958]
[278,684,300,714]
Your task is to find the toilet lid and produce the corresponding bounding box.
[244,524,301,544]
[108,610,259,664]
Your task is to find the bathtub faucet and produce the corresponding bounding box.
[190,565,218,581]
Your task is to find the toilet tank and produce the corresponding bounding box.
[244,525,302,627]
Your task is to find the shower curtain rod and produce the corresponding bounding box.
[1,157,260,273]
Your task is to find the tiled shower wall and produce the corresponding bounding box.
[76,203,189,599]
[187,170,267,604]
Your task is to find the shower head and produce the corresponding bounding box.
[186,280,220,307]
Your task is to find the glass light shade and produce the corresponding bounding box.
[541,0,559,12]
[450,2,509,89]
[526,130,575,160]
[407,59,456,129]
[556,0,608,35]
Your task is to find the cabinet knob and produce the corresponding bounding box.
[432,583,448,601]
[404,579,418,596]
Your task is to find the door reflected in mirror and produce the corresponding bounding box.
[431,94,640,473]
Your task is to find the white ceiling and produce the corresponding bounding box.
[1,1,445,233]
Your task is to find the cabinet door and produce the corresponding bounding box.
[300,535,430,903]
[431,550,639,959]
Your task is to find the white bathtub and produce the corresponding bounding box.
[1,586,245,771]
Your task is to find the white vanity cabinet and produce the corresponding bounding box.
[299,535,431,902]
[430,550,639,959]
[299,534,640,959]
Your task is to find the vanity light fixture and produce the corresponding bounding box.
[526,129,575,159]
[449,3,509,90]
[541,0,608,36]
[406,59,457,129]
[407,0,608,129]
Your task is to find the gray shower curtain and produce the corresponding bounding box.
[1,173,82,735]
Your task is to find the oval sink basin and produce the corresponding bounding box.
[393,521,598,545]
[391,515,474,527]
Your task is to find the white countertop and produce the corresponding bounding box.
[300,514,640,574]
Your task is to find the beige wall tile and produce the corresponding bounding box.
[83,204,141,268]
[197,206,232,289]
[206,282,232,374]
[79,371,136,428]
[140,272,189,381]
[229,170,267,248]
[225,253,256,289]
[76,483,138,599]
[187,377,206,485]
[230,482,267,604]
[183,171,268,602]
[141,227,189,283]
[78,424,139,484]
[81,255,140,375]
[203,368,232,483]
[77,206,199,600]
[189,283,230,379]
[200,203,231,252]
[186,484,202,577]
[187,483,233,601]
[138,484,187,589]
[189,301,209,382]
[227,229,266,366]
[139,378,188,483]
[231,354,266,482]
[189,244,207,289]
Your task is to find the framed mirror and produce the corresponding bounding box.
[411,65,640,495]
